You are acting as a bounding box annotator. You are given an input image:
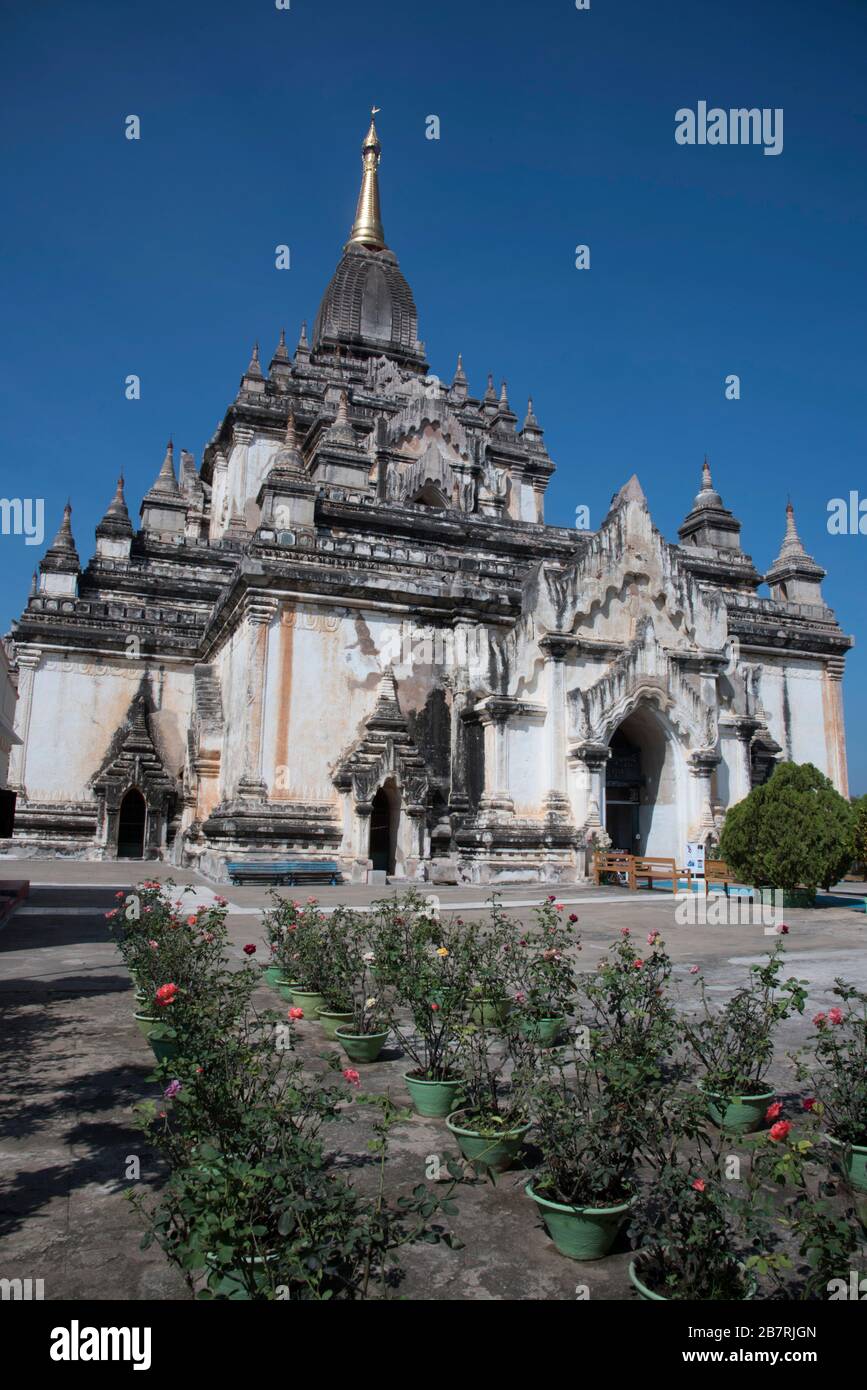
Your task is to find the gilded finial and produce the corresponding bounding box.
[348,109,387,250]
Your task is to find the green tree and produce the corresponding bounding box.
[850,794,867,874]
[719,762,854,894]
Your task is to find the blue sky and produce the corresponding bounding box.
[2,0,866,789]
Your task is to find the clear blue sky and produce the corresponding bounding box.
[2,0,865,790]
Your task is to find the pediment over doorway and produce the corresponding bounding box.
[90,680,178,806]
[569,620,717,752]
[331,668,430,809]
[385,423,472,512]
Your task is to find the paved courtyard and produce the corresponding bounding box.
[1,859,865,1300]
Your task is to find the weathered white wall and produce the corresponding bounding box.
[19,657,192,802]
[508,716,546,815]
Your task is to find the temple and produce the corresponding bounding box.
[1,115,852,882]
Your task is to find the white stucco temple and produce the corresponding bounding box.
[1,116,852,882]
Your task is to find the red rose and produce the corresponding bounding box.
[155,983,178,1008]
[243,943,256,955]
[692,1179,706,1192]
[768,1121,791,1143]
[802,1097,816,1111]
[765,1101,782,1121]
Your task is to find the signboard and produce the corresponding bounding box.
[685,841,705,877]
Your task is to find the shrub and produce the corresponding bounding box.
[509,897,579,1023]
[682,943,807,1096]
[524,1039,637,1208]
[719,761,855,893]
[851,794,867,873]
[384,911,471,1082]
[577,927,680,1098]
[798,981,867,1147]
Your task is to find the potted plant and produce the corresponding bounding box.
[463,900,515,1026]
[522,1038,637,1260]
[629,1160,758,1301]
[447,904,534,1172]
[511,897,578,1045]
[719,761,855,908]
[334,916,391,1063]
[315,906,359,1039]
[259,893,287,986]
[683,943,807,1133]
[269,897,329,1016]
[385,913,470,1117]
[798,982,867,1191]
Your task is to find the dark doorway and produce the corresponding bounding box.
[117,788,147,859]
[369,781,399,875]
[605,728,642,852]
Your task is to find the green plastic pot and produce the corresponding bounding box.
[828,1134,867,1192]
[446,1109,530,1173]
[318,1009,355,1040]
[629,1256,756,1301]
[288,989,326,1019]
[519,1016,567,1046]
[275,978,300,1002]
[404,1072,463,1118]
[134,1007,153,1034]
[262,964,282,987]
[699,1082,775,1134]
[205,1253,277,1300]
[335,1027,389,1062]
[469,997,513,1027]
[134,1013,179,1063]
[526,1182,634,1261]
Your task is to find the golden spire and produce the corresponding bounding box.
[348,107,386,250]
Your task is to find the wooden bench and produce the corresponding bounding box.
[592,851,635,886]
[630,856,691,893]
[0,879,30,926]
[226,860,341,887]
[704,859,752,897]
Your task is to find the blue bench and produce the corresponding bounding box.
[226,860,341,887]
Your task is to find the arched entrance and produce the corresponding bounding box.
[369,780,400,875]
[605,704,683,856]
[605,728,643,851]
[117,788,147,859]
